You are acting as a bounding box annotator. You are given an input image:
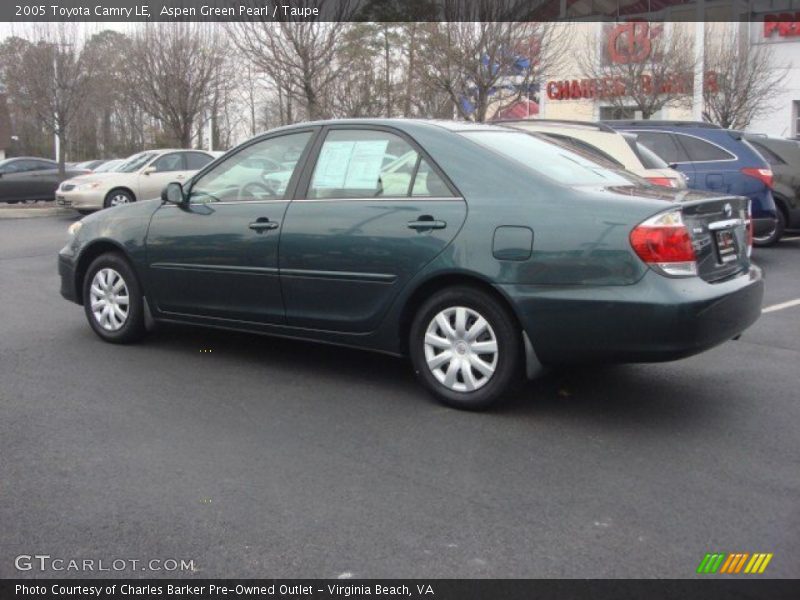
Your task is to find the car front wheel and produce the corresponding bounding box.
[83,253,146,344]
[409,286,521,410]
[104,189,134,209]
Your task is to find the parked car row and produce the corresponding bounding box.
[56,149,216,213]
[602,121,783,246]
[0,157,89,204]
[0,152,218,207]
[59,118,766,410]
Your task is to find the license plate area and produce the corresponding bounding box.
[715,229,738,264]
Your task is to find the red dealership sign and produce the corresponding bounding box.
[546,72,719,101]
[763,14,800,37]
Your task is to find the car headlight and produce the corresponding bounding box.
[67,221,83,237]
[77,182,101,191]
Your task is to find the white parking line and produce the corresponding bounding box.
[781,236,800,242]
[762,299,800,313]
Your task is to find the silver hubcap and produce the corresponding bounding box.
[424,306,499,392]
[109,193,130,206]
[90,268,129,331]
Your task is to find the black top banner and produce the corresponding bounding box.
[4,0,799,22]
[2,579,799,600]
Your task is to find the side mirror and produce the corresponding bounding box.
[142,166,156,176]
[162,182,186,206]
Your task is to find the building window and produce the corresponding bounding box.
[599,106,637,120]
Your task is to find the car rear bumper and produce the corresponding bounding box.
[501,265,764,366]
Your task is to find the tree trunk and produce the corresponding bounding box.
[384,26,391,118]
[404,24,417,117]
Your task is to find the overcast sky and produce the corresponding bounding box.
[0,21,134,42]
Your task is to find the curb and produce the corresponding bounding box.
[0,207,76,219]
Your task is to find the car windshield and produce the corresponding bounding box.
[117,152,157,173]
[94,160,123,173]
[460,130,638,186]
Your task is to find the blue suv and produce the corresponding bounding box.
[603,121,779,246]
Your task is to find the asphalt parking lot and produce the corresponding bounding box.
[1,213,798,579]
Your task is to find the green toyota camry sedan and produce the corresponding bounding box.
[58,119,764,410]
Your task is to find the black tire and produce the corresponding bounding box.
[103,189,134,209]
[409,286,521,410]
[753,211,784,247]
[82,253,146,344]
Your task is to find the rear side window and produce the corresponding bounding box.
[634,131,688,163]
[185,152,214,170]
[412,159,451,197]
[625,137,669,169]
[675,134,735,161]
[542,133,623,168]
[153,153,184,173]
[308,129,452,199]
[461,130,636,186]
[14,159,53,172]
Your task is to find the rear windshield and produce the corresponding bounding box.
[625,137,669,169]
[460,130,637,186]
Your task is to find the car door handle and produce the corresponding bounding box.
[249,218,279,232]
[407,217,446,231]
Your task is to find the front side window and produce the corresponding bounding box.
[308,130,447,199]
[189,131,313,203]
[675,134,735,162]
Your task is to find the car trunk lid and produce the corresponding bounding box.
[680,196,750,283]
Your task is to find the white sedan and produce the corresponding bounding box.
[56,149,216,212]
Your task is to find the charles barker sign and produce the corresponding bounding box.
[546,21,718,101]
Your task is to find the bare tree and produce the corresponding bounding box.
[229,1,351,122]
[126,23,226,147]
[576,22,696,119]
[2,24,100,172]
[417,21,569,122]
[702,25,789,129]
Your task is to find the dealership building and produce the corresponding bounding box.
[534,3,799,137]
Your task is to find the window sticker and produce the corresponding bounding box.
[313,139,390,190]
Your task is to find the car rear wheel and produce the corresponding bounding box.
[83,253,146,344]
[409,286,521,410]
[103,189,134,209]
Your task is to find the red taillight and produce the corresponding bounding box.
[630,210,697,277]
[741,167,773,189]
[646,176,677,187]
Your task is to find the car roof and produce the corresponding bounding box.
[495,118,618,133]
[603,120,721,129]
[257,118,512,136]
[4,156,56,162]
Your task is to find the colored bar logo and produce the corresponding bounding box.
[697,553,773,574]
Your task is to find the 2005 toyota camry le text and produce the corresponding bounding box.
[58,119,764,410]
